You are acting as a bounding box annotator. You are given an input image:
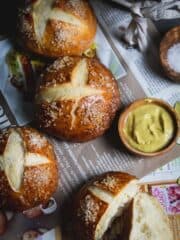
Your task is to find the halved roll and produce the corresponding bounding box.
[122,192,173,240]
[73,172,139,240]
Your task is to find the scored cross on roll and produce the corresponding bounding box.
[35,56,120,142]
[73,172,139,240]
[17,0,97,57]
[73,172,173,240]
[0,127,58,211]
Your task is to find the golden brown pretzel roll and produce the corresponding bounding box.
[35,56,120,142]
[0,127,58,212]
[73,172,139,240]
[17,0,97,58]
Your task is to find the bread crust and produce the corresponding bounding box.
[0,127,58,211]
[73,172,137,240]
[17,0,97,57]
[35,56,120,142]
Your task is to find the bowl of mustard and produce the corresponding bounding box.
[118,98,179,157]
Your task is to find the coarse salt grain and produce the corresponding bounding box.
[94,175,118,191]
[78,194,100,224]
[167,43,180,73]
[28,132,46,149]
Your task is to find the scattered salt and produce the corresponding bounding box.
[77,194,100,224]
[29,132,46,149]
[167,43,180,73]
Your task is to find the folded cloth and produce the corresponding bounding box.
[111,0,180,51]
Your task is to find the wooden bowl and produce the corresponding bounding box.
[118,98,179,157]
[160,26,180,82]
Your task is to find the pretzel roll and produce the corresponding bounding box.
[35,56,120,142]
[73,172,139,240]
[0,127,58,211]
[17,0,97,58]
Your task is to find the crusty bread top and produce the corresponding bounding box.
[0,127,53,192]
[36,57,104,106]
[35,56,120,141]
[91,172,137,196]
[0,127,58,211]
[18,0,97,57]
[74,172,139,240]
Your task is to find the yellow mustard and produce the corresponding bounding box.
[124,103,174,153]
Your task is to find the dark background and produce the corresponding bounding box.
[0,1,19,37]
[0,1,26,37]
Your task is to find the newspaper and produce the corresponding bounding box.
[33,158,180,240]
[35,158,180,240]
[0,1,180,239]
[31,158,180,240]
[140,157,180,184]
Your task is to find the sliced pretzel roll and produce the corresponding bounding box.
[122,192,173,240]
[17,0,97,57]
[35,56,120,142]
[132,193,173,240]
[0,127,58,211]
[73,172,139,240]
